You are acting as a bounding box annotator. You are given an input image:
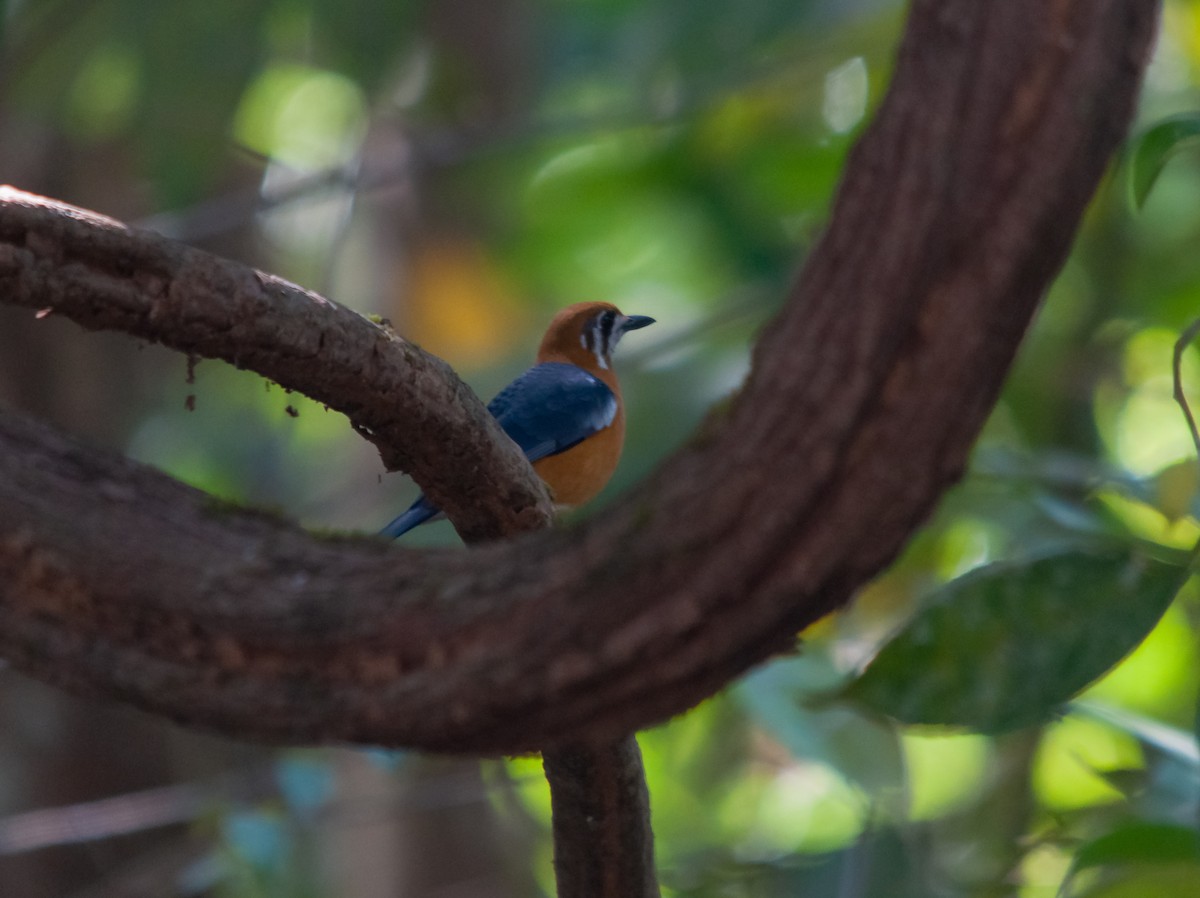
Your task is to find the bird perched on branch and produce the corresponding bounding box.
[381,302,655,538]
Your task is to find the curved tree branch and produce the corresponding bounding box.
[0,191,553,543]
[0,0,1159,755]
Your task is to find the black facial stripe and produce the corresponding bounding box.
[594,309,617,355]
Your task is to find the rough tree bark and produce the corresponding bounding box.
[543,738,657,897]
[0,0,1159,894]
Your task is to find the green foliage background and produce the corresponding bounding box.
[3,1,1200,895]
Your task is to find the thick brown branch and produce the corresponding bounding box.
[544,738,658,898]
[0,0,1160,755]
[0,190,552,543]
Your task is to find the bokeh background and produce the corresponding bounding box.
[3,1,1200,895]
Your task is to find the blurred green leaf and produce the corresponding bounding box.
[737,654,904,797]
[1068,862,1200,898]
[844,550,1188,733]
[1129,113,1200,209]
[233,63,368,168]
[1072,822,1200,872]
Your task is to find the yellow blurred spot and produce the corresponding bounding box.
[1123,328,1199,388]
[234,64,367,169]
[735,763,866,857]
[1164,2,1200,77]
[1153,459,1199,522]
[499,755,551,825]
[494,758,555,897]
[798,612,839,640]
[935,517,1003,580]
[1096,490,1200,549]
[1018,842,1073,898]
[1032,716,1143,810]
[66,44,139,139]
[405,239,528,364]
[903,731,991,821]
[1105,327,1200,476]
[1115,390,1197,476]
[699,94,778,159]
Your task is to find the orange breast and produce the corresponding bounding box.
[534,318,628,508]
[533,413,626,506]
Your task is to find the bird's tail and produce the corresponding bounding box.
[380,495,442,539]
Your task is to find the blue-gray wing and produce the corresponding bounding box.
[488,362,617,463]
[379,362,616,539]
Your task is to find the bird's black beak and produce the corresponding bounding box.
[621,315,655,332]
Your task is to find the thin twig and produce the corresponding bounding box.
[1173,316,1200,464]
[0,774,268,856]
[1170,317,1200,573]
[0,759,552,857]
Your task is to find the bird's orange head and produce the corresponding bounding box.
[535,302,655,375]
